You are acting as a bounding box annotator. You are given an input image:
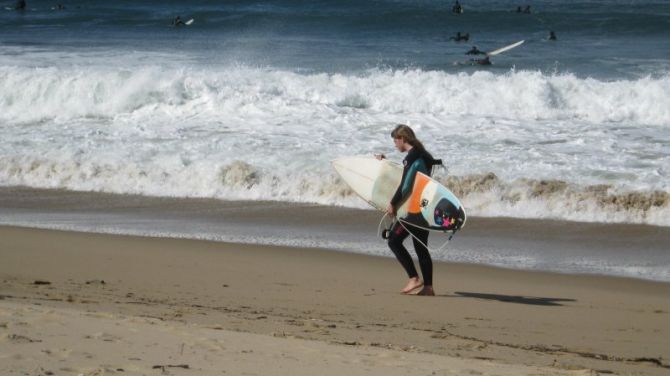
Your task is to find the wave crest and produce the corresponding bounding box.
[1,66,669,126]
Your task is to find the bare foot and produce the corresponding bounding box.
[401,277,423,294]
[416,286,435,296]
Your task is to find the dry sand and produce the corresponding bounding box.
[1,225,669,375]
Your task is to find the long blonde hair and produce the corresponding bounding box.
[391,124,426,152]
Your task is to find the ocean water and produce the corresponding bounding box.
[1,1,669,229]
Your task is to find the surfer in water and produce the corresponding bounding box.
[172,16,185,26]
[466,46,485,55]
[376,124,438,296]
[449,32,469,42]
[452,0,463,14]
[14,0,26,10]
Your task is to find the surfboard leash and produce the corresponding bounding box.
[377,212,455,254]
[397,217,455,254]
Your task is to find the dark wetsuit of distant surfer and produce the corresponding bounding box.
[450,32,469,42]
[15,0,26,10]
[380,124,438,296]
[466,46,485,55]
[173,16,185,26]
[452,1,463,14]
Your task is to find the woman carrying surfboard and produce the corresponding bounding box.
[377,124,439,296]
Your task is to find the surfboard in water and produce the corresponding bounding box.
[487,40,524,56]
[332,156,466,233]
[453,40,524,66]
[185,18,194,25]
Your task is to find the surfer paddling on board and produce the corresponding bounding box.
[375,125,439,296]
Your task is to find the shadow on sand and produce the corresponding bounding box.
[449,291,576,306]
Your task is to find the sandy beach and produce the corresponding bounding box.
[3,0,670,374]
[1,223,669,375]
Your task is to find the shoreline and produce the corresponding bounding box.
[1,186,670,282]
[1,225,669,375]
[3,223,670,286]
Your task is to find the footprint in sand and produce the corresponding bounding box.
[7,333,41,343]
[86,332,122,343]
[569,370,600,376]
[41,347,73,360]
[76,368,105,376]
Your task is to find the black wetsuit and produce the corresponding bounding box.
[388,147,437,286]
[450,33,469,42]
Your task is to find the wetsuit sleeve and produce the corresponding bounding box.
[390,156,427,208]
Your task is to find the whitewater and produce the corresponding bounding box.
[1,64,669,226]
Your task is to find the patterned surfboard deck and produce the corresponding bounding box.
[333,156,466,232]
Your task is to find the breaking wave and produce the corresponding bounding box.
[1,65,669,126]
[1,64,669,226]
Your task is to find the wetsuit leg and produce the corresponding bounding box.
[410,228,432,286]
[387,222,418,279]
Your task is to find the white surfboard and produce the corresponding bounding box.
[332,156,466,232]
[487,40,524,56]
[185,18,194,25]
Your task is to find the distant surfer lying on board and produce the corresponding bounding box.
[172,16,194,27]
[455,40,524,66]
[375,125,440,296]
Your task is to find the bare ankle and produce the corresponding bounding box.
[417,286,435,296]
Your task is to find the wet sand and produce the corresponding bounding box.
[1,224,669,375]
[2,187,669,282]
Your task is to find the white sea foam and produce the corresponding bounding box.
[1,65,669,225]
[2,65,670,126]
